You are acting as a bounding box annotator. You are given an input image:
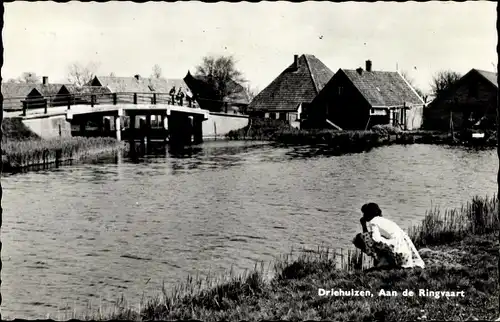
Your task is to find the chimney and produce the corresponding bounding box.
[356,67,363,75]
[366,60,372,72]
[293,54,299,70]
[42,76,49,85]
[134,74,140,81]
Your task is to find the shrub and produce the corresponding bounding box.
[371,124,402,136]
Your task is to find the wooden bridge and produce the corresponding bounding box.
[10,92,212,146]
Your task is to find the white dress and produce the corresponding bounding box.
[366,216,425,268]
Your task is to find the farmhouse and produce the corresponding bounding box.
[304,60,425,130]
[183,71,250,113]
[2,83,44,110]
[423,69,497,131]
[247,54,334,127]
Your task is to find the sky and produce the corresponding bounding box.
[3,1,497,95]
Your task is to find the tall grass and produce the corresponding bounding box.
[72,194,499,321]
[408,195,498,248]
[2,137,125,171]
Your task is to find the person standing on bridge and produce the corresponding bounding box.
[169,86,176,105]
[177,87,185,106]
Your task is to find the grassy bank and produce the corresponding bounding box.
[226,120,497,149]
[1,117,125,172]
[72,194,498,321]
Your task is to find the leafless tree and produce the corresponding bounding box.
[430,70,462,98]
[245,85,259,102]
[109,72,116,77]
[67,61,100,87]
[401,70,427,102]
[195,55,247,101]
[151,64,162,79]
[12,72,40,84]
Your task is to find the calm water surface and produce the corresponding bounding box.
[1,141,497,318]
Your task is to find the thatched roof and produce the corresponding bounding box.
[248,54,334,112]
[340,69,425,107]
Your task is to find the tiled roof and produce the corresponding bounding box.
[341,69,425,107]
[93,76,190,94]
[92,76,152,93]
[1,83,41,99]
[63,85,113,95]
[248,54,334,111]
[148,78,190,94]
[475,69,498,88]
[34,84,66,97]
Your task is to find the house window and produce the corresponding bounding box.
[279,112,287,121]
[269,112,276,119]
[338,86,344,95]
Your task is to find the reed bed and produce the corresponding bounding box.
[408,195,498,248]
[2,137,125,171]
[69,194,499,321]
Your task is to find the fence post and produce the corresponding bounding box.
[67,95,71,110]
[44,99,48,114]
[133,93,138,105]
[113,93,117,105]
[22,101,27,116]
[153,93,157,105]
[91,95,96,107]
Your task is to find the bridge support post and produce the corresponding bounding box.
[115,115,122,142]
[146,114,152,150]
[128,113,136,155]
[80,119,87,137]
[162,114,168,144]
[193,116,203,144]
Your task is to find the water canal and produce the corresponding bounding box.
[1,141,497,318]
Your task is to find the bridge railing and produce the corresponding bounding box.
[3,91,200,116]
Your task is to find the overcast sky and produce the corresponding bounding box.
[3,1,497,94]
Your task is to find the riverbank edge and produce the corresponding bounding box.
[71,194,498,321]
[225,120,496,150]
[1,137,127,173]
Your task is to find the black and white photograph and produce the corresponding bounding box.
[0,1,499,320]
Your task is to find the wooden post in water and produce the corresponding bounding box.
[43,99,48,114]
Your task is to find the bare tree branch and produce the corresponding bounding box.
[152,64,162,79]
[67,61,100,87]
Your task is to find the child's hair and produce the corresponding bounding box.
[361,203,382,221]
